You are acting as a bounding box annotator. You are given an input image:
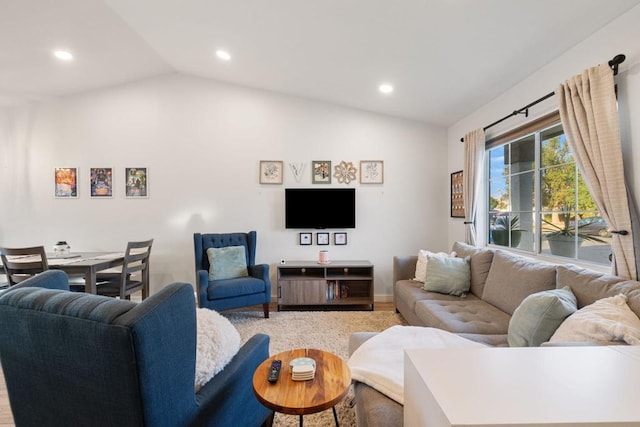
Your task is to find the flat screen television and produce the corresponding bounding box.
[285,188,356,229]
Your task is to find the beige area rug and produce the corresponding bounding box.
[225,310,407,427]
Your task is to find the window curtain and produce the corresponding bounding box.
[556,63,637,280]
[463,128,486,246]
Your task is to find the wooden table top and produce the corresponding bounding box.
[252,348,351,416]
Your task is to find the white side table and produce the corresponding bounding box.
[405,346,640,426]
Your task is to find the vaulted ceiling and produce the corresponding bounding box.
[1,0,639,125]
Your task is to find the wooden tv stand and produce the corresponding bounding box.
[277,260,374,311]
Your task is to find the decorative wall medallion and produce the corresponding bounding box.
[333,161,357,184]
[289,162,306,183]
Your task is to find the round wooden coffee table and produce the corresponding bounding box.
[253,348,351,426]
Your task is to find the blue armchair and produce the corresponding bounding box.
[0,270,273,427]
[194,231,271,318]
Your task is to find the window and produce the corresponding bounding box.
[487,118,612,265]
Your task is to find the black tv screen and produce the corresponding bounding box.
[285,188,356,229]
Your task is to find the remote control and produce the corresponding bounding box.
[267,360,282,383]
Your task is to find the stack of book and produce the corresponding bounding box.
[290,357,316,381]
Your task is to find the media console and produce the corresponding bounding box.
[276,260,374,311]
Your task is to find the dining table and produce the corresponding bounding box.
[46,252,126,294]
[4,252,126,294]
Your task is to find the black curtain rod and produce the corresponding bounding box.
[460,54,626,142]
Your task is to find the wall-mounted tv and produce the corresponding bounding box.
[285,188,356,229]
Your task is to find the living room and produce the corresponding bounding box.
[3,1,640,426]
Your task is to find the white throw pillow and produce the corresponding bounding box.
[195,308,241,391]
[413,250,456,283]
[549,294,640,345]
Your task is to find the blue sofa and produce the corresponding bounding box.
[0,270,273,427]
[194,232,271,318]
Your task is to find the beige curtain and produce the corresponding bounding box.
[556,63,636,279]
[463,128,486,246]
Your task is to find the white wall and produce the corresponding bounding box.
[448,4,640,258]
[0,73,448,299]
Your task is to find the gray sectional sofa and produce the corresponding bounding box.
[349,241,640,427]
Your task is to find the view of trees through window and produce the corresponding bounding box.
[488,122,612,265]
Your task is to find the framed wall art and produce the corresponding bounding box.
[299,232,312,245]
[312,160,331,184]
[451,170,465,218]
[125,167,148,198]
[259,160,284,184]
[316,232,330,245]
[334,232,347,245]
[90,167,113,197]
[54,167,78,198]
[360,160,384,184]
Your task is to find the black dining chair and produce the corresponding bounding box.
[0,246,49,287]
[96,239,153,300]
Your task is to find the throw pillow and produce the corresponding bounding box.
[508,286,577,347]
[207,246,249,280]
[413,250,456,283]
[195,308,241,391]
[423,255,470,296]
[549,294,640,345]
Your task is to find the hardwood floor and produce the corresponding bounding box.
[0,301,396,426]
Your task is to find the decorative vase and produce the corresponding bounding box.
[53,241,70,257]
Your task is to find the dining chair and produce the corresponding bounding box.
[96,239,153,300]
[0,246,49,287]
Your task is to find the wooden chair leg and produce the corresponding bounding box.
[263,302,270,319]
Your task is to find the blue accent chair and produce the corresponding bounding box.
[0,270,273,427]
[194,231,271,318]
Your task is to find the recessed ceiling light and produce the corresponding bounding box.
[215,50,231,61]
[378,83,394,94]
[53,50,74,61]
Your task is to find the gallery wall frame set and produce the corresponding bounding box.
[54,167,149,198]
[260,160,384,185]
[299,232,348,245]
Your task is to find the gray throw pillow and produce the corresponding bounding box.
[207,246,249,280]
[423,255,470,296]
[508,286,577,347]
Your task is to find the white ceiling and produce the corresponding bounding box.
[1,0,639,126]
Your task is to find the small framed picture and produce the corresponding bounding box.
[54,167,78,198]
[125,167,148,198]
[334,232,347,245]
[260,160,284,184]
[90,167,113,197]
[360,160,384,184]
[316,232,330,245]
[312,160,332,184]
[299,232,312,245]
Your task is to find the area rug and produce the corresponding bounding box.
[225,310,407,427]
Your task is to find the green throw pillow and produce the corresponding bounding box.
[207,246,249,280]
[508,286,577,347]
[423,255,470,296]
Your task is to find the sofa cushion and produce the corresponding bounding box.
[414,299,511,335]
[396,280,473,305]
[207,246,249,280]
[452,242,494,297]
[556,264,640,312]
[413,250,451,283]
[550,294,640,345]
[482,250,556,315]
[195,308,240,391]
[507,286,577,347]
[423,255,470,296]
